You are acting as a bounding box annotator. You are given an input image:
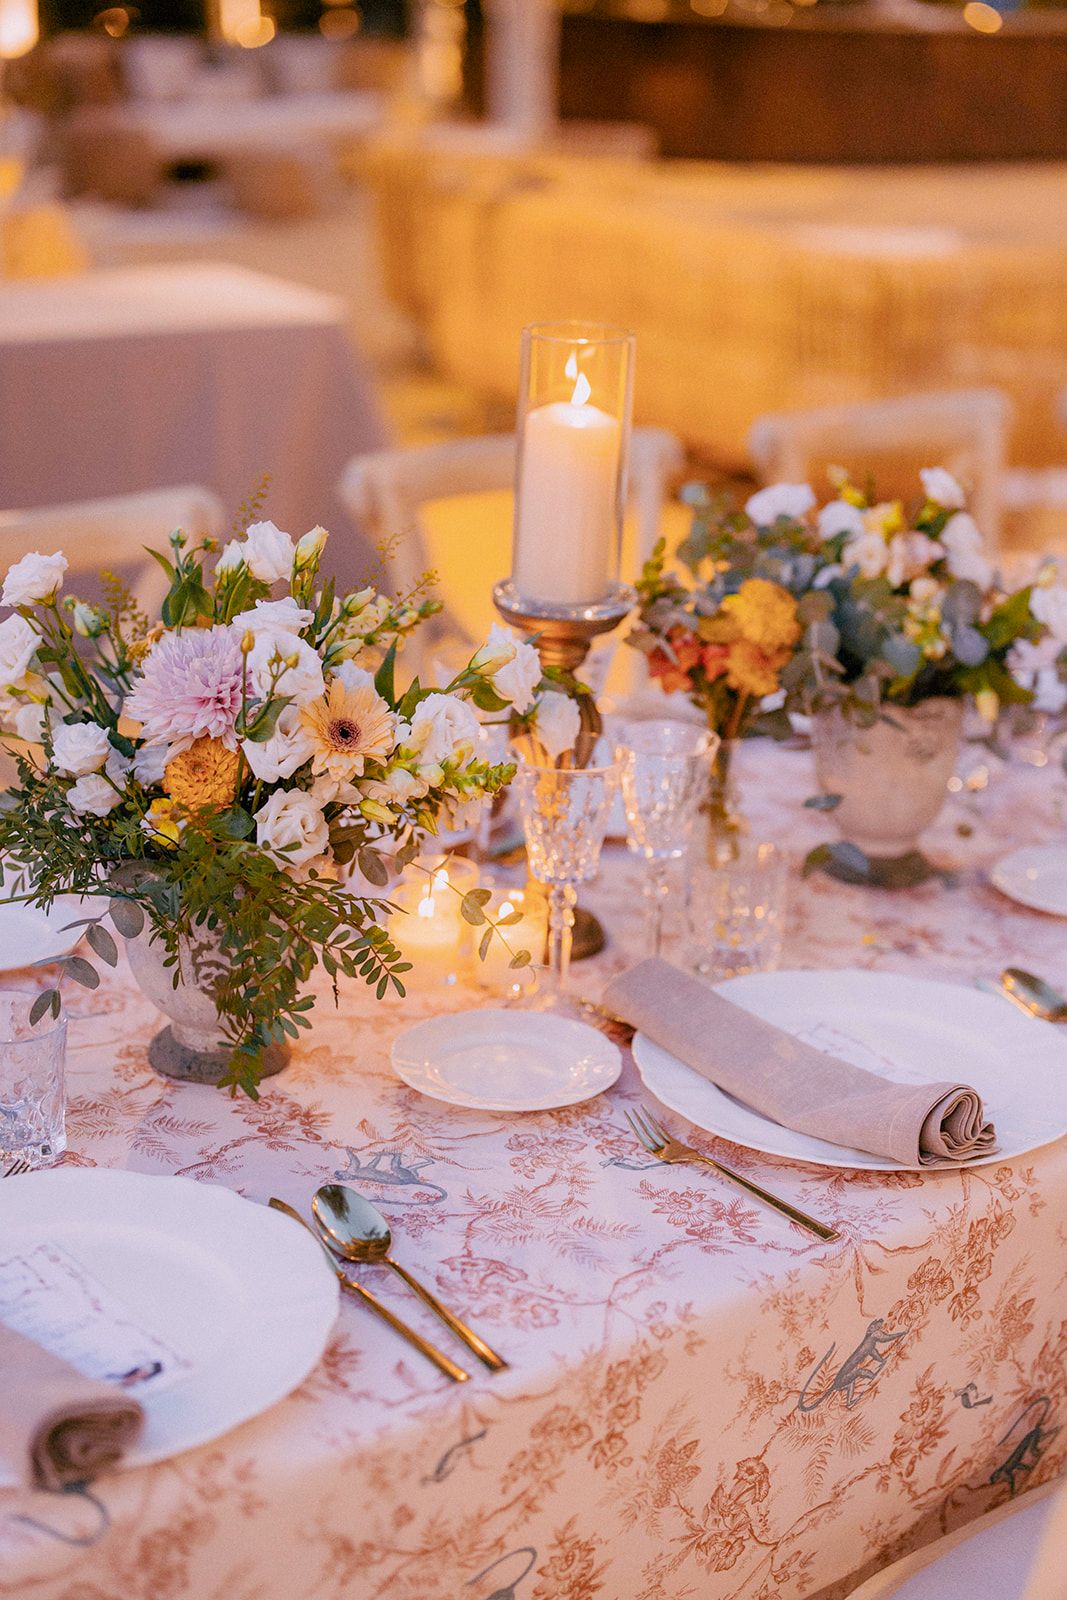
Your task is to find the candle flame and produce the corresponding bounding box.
[499,902,514,919]
[418,887,437,918]
[571,371,592,407]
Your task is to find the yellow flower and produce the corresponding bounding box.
[163,737,240,809]
[864,500,905,538]
[720,579,801,653]
[142,797,184,849]
[725,639,792,699]
[128,623,164,664]
[299,674,396,782]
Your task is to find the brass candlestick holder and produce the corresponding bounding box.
[495,579,635,960]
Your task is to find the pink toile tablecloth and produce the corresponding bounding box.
[1,741,1066,1600]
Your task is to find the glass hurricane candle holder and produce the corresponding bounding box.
[509,320,635,614]
[515,752,619,1007]
[387,854,480,990]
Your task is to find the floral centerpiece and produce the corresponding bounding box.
[0,521,564,1095]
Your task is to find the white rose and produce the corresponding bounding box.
[332,660,376,694]
[886,533,943,589]
[940,513,992,589]
[1,550,68,608]
[241,704,315,783]
[231,598,314,636]
[51,720,112,777]
[235,520,294,585]
[132,744,169,787]
[67,773,122,817]
[817,500,866,541]
[247,630,324,708]
[530,690,581,759]
[255,787,329,867]
[920,467,966,509]
[0,614,40,690]
[1031,584,1067,644]
[744,483,815,526]
[484,626,541,714]
[105,748,132,786]
[406,693,480,767]
[842,531,889,580]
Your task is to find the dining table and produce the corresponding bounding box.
[0,263,388,591]
[1,738,1066,1600]
[126,90,387,167]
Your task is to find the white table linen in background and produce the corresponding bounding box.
[1,743,1066,1600]
[0,264,388,590]
[127,91,386,165]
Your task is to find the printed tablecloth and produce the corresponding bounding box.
[1,741,1066,1600]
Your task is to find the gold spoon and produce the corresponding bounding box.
[1000,968,1067,1022]
[267,1198,469,1384]
[312,1184,508,1373]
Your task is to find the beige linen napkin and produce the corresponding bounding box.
[604,958,998,1167]
[0,1322,144,1490]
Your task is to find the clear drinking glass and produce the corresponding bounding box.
[687,842,788,981]
[515,754,619,1005]
[0,991,67,1168]
[616,721,717,958]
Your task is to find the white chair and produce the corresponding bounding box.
[849,1478,1067,1600]
[0,485,224,618]
[748,389,1010,553]
[339,426,685,629]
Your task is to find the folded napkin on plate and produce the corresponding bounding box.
[604,958,998,1168]
[0,1321,144,1490]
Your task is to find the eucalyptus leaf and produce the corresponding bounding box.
[65,955,100,990]
[357,848,390,888]
[109,898,145,938]
[29,990,58,1026]
[86,923,118,967]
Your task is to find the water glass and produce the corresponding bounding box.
[616,721,716,957]
[515,754,619,1003]
[687,842,788,981]
[0,991,67,1168]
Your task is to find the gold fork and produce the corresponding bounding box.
[2,1156,31,1177]
[625,1106,839,1243]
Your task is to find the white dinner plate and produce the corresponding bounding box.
[0,1169,338,1482]
[990,843,1067,918]
[632,969,1067,1173]
[0,863,109,971]
[392,1008,622,1111]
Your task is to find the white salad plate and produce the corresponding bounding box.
[0,863,109,971]
[990,843,1067,918]
[632,968,1067,1173]
[392,1008,622,1111]
[0,1169,338,1482]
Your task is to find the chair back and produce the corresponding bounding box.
[749,388,1009,551]
[0,485,224,619]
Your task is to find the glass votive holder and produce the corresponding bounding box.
[387,855,481,990]
[475,885,549,999]
[0,990,67,1168]
[686,842,788,981]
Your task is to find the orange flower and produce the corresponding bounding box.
[163,736,240,809]
[648,628,702,694]
[724,639,792,699]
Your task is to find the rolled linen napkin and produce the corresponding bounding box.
[0,1322,144,1490]
[604,958,998,1167]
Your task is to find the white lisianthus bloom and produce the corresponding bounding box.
[886,533,943,589]
[530,690,581,759]
[817,500,866,541]
[51,720,112,777]
[12,701,45,742]
[470,624,517,678]
[744,483,815,526]
[105,748,132,786]
[242,703,316,783]
[309,774,362,806]
[254,787,330,868]
[1,550,68,608]
[67,773,122,817]
[940,513,991,589]
[485,626,542,713]
[132,743,169,787]
[407,693,480,767]
[294,525,329,567]
[241,520,295,585]
[1009,636,1067,714]
[920,467,966,510]
[842,531,890,580]
[215,540,246,574]
[1031,583,1067,644]
[0,614,40,690]
[247,630,324,708]
[231,597,314,636]
[360,765,429,806]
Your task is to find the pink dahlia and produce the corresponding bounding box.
[124,626,246,752]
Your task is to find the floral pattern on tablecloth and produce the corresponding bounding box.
[1,742,1066,1600]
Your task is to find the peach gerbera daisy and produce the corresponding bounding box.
[299,674,396,782]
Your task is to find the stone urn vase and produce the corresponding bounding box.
[812,697,963,876]
[115,868,288,1085]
